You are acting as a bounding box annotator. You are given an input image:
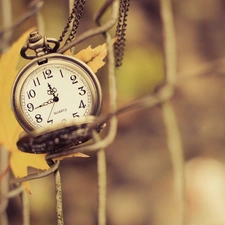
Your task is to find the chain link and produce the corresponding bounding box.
[114,0,130,67]
[58,0,86,44]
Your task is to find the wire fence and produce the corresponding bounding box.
[2,0,182,224]
[1,0,224,225]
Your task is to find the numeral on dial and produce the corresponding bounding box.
[59,69,64,78]
[33,77,40,86]
[27,103,34,112]
[78,86,86,96]
[47,119,53,124]
[27,89,36,99]
[79,100,86,108]
[35,114,43,123]
[43,69,53,79]
[70,75,78,84]
[72,112,80,117]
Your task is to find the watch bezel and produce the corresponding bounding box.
[11,53,102,132]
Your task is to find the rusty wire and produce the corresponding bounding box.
[0,0,193,224]
[1,1,120,225]
[1,0,223,224]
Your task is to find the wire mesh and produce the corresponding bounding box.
[1,0,225,225]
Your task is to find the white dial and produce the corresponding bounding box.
[12,54,102,132]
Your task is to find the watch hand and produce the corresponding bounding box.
[35,98,54,109]
[47,83,57,97]
[35,94,59,109]
[47,101,56,124]
[53,95,59,102]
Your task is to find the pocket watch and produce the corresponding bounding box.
[11,31,102,133]
[11,0,130,154]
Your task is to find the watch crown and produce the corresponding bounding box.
[29,31,42,43]
[20,31,60,60]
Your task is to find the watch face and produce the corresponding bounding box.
[12,54,102,132]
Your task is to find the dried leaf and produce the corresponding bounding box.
[0,28,50,192]
[0,29,96,192]
[66,39,115,73]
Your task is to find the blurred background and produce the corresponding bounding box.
[2,0,225,225]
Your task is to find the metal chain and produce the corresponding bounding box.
[58,0,86,44]
[59,0,130,66]
[114,0,130,67]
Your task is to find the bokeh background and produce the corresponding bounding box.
[2,0,225,225]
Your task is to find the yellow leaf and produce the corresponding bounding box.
[0,28,49,192]
[10,150,50,193]
[0,28,33,150]
[66,40,115,73]
[0,29,95,192]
